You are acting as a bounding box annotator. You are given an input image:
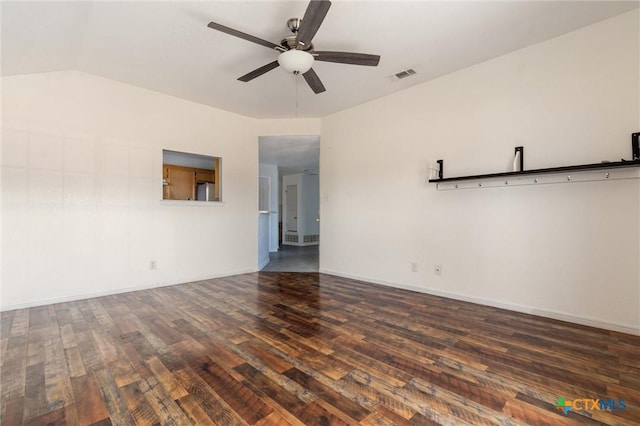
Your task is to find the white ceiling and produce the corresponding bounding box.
[2,1,638,120]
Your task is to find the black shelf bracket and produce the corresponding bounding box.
[436,159,443,179]
[514,146,524,172]
[633,132,639,161]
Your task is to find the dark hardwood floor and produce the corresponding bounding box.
[1,272,639,425]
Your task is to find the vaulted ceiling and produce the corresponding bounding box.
[2,1,638,119]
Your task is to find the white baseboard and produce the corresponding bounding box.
[0,268,257,312]
[319,268,640,336]
[282,242,319,247]
[258,257,270,270]
[6,267,638,337]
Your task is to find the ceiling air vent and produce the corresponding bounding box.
[392,68,417,80]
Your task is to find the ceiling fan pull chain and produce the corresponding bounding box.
[295,74,299,118]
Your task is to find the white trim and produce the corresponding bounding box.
[0,268,257,312]
[258,257,270,270]
[319,268,640,336]
[282,241,320,247]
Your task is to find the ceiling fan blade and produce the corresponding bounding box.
[238,61,280,82]
[295,0,331,49]
[302,68,326,94]
[314,51,380,67]
[208,21,279,50]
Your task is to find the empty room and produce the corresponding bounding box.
[1,1,639,425]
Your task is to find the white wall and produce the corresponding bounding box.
[257,213,270,269]
[259,162,279,252]
[1,70,260,309]
[256,119,321,138]
[320,11,640,334]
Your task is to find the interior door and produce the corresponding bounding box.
[285,184,298,232]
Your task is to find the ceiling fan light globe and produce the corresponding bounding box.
[278,50,314,74]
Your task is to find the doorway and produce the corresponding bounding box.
[258,135,320,272]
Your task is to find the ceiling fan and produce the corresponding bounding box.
[207,0,380,94]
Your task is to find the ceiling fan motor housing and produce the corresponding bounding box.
[280,35,313,51]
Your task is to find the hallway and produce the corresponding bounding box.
[260,245,319,272]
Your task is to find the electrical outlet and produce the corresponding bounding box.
[434,265,442,275]
[411,262,418,272]
[150,260,157,270]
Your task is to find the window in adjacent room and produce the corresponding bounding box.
[162,150,221,201]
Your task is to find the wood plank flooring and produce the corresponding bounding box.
[1,272,639,425]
